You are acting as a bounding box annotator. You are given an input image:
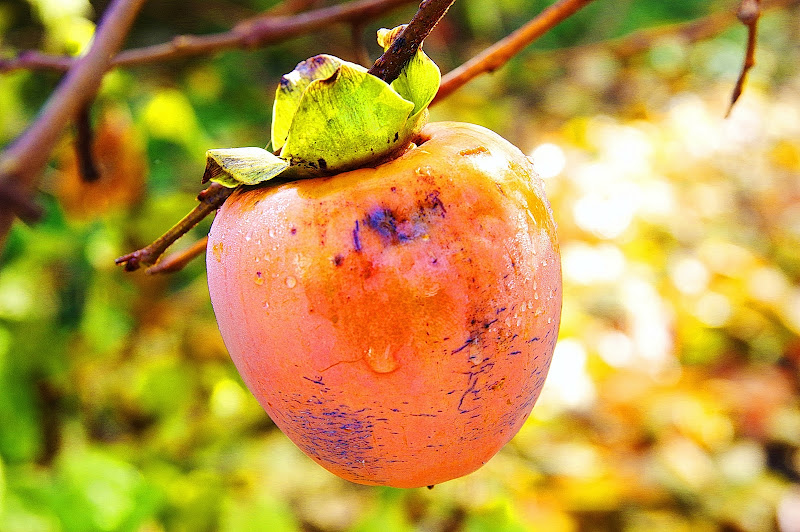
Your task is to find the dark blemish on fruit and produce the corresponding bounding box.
[363,191,446,246]
[427,485,435,490]
[425,191,446,216]
[333,254,344,267]
[394,132,399,142]
[290,227,297,235]
[391,187,397,192]
[318,158,327,170]
[352,220,362,252]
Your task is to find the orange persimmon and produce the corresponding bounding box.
[206,121,562,488]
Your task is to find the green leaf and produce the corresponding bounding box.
[279,61,415,175]
[271,55,342,152]
[203,147,289,188]
[377,26,441,117]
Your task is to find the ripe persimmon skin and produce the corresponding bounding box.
[207,122,562,488]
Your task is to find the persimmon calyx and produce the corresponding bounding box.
[272,25,440,176]
[202,25,440,187]
[202,147,289,188]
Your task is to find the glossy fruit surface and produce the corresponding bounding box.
[206,121,562,488]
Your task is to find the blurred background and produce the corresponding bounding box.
[1,0,799,530]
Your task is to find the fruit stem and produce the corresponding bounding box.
[367,0,455,83]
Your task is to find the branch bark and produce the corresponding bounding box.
[367,0,456,82]
[0,0,416,73]
[0,0,147,248]
[115,185,233,271]
[434,0,597,104]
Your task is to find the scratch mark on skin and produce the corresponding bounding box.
[352,220,362,252]
[457,362,496,414]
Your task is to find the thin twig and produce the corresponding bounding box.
[0,0,416,73]
[0,0,147,248]
[147,236,209,274]
[727,0,762,116]
[115,184,233,271]
[368,0,456,82]
[433,0,596,104]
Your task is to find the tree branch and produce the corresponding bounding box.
[433,0,597,104]
[0,0,416,73]
[367,0,456,82]
[115,184,233,271]
[0,0,147,248]
[146,236,209,274]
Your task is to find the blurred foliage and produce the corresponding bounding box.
[1,0,800,530]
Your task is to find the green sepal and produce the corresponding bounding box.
[271,55,342,153]
[269,26,441,177]
[279,59,415,175]
[377,25,440,118]
[202,147,289,188]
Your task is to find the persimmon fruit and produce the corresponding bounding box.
[206,121,562,488]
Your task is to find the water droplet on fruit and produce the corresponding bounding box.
[254,272,264,285]
[547,317,552,324]
[365,345,399,373]
[269,228,276,238]
[244,232,252,242]
[285,276,297,288]
[520,302,527,312]
[415,165,432,177]
[262,301,269,309]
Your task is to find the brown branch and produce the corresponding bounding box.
[1,0,416,73]
[433,0,597,104]
[147,236,209,274]
[115,184,233,271]
[727,0,762,116]
[367,0,456,82]
[0,0,147,248]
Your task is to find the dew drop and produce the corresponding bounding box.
[365,345,400,373]
[415,165,433,177]
[547,317,552,324]
[285,276,297,288]
[520,302,527,313]
[268,228,276,238]
[244,232,252,242]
